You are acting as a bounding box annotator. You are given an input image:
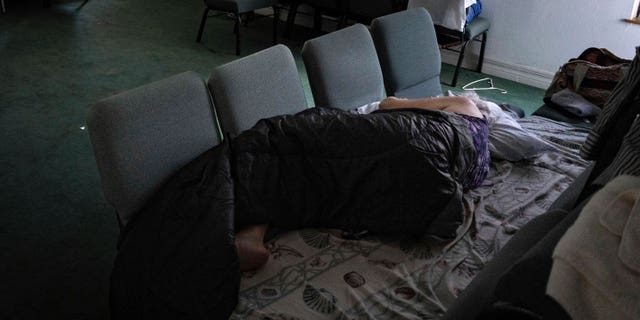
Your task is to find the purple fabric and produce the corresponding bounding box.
[459,114,490,189]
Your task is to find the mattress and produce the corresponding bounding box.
[230,116,591,320]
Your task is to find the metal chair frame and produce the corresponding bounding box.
[284,0,347,38]
[436,24,488,87]
[197,5,279,56]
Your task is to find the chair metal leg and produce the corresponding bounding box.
[337,13,347,30]
[451,40,469,87]
[313,9,323,33]
[196,8,210,42]
[284,0,299,38]
[476,32,487,73]
[233,14,239,34]
[272,6,279,45]
[235,13,241,56]
[243,12,250,27]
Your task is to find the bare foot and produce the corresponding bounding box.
[235,225,269,271]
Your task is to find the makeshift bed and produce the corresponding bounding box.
[230,115,590,320]
[87,7,639,320]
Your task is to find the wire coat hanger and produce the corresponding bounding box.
[462,77,508,94]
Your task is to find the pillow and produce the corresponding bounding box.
[550,88,601,118]
[488,125,558,162]
[473,96,558,161]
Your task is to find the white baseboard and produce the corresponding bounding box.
[440,50,555,89]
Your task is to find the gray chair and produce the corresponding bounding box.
[301,23,385,110]
[436,16,490,87]
[371,7,443,99]
[208,44,308,137]
[86,71,221,228]
[196,0,278,56]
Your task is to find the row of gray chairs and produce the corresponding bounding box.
[207,6,443,134]
[302,6,442,110]
[209,44,307,135]
[87,7,442,228]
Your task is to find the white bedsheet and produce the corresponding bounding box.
[231,115,591,320]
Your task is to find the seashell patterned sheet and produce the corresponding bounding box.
[230,116,591,320]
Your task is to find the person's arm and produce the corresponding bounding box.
[379,96,482,118]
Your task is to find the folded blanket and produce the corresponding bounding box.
[599,189,640,272]
[546,175,640,320]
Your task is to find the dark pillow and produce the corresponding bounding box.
[550,88,601,118]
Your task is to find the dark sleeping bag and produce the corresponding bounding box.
[232,107,474,236]
[110,143,240,319]
[110,107,477,319]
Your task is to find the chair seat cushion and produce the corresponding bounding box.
[464,16,490,40]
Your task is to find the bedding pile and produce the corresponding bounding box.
[230,115,591,319]
[110,107,481,319]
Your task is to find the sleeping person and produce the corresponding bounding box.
[110,94,491,319]
[235,95,490,271]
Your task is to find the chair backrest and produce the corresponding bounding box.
[87,71,221,227]
[371,7,443,99]
[301,23,385,110]
[208,44,308,137]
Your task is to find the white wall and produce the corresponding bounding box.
[450,0,640,88]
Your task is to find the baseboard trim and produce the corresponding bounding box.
[440,50,555,89]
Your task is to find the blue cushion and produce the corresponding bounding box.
[464,16,490,40]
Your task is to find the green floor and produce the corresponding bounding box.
[0,1,545,318]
